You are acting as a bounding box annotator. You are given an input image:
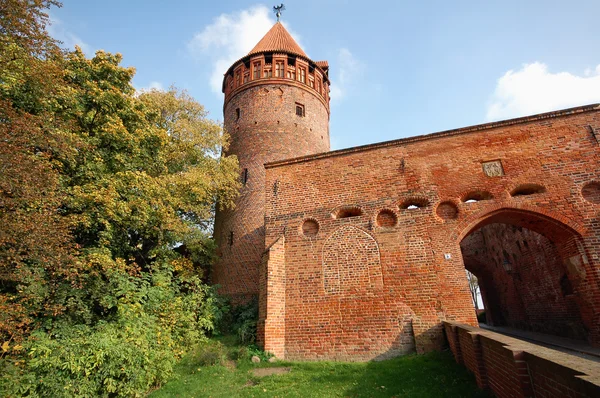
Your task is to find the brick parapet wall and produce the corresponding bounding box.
[223,52,330,111]
[263,107,600,360]
[444,321,600,398]
[456,326,488,388]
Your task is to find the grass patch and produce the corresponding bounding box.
[150,337,490,398]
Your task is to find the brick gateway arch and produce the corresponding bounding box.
[256,105,600,361]
[458,207,596,343]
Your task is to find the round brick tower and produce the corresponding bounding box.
[212,22,331,302]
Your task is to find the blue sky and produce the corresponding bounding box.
[50,1,600,150]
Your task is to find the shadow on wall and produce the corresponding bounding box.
[372,321,447,362]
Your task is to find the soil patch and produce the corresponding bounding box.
[251,367,291,377]
[244,379,257,387]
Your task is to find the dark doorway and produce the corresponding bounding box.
[459,209,589,341]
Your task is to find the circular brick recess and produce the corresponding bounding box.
[582,182,600,204]
[301,219,319,236]
[436,201,459,220]
[376,209,397,227]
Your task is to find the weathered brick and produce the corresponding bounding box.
[212,22,600,362]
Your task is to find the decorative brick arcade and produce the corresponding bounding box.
[213,22,600,361]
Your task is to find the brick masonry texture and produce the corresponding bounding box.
[445,322,600,397]
[260,105,600,360]
[461,223,587,340]
[211,14,600,364]
[212,67,330,302]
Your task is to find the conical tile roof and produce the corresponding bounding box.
[248,22,307,57]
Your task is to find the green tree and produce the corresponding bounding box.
[1,1,240,395]
[0,0,77,346]
[55,49,239,276]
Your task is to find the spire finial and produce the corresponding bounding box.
[273,4,285,22]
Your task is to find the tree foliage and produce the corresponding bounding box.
[0,0,76,346]
[0,1,239,395]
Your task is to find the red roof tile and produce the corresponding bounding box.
[248,22,307,57]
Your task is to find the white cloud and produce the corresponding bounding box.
[486,62,600,121]
[134,81,165,96]
[330,48,363,102]
[188,5,302,94]
[48,14,92,54]
[146,81,164,91]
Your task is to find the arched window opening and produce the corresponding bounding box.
[462,191,493,203]
[400,197,430,210]
[253,61,261,79]
[275,61,284,78]
[511,184,546,197]
[333,206,363,219]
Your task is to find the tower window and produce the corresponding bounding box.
[236,71,241,87]
[236,108,240,120]
[243,72,249,83]
[242,168,248,184]
[263,67,272,78]
[296,103,305,117]
[275,61,284,78]
[253,62,261,79]
[228,231,234,246]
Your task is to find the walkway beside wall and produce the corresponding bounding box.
[480,324,600,360]
[444,321,600,398]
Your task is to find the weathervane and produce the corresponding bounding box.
[273,4,285,21]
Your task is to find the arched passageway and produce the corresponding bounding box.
[459,209,591,342]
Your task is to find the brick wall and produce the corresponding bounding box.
[462,223,587,340]
[257,236,286,358]
[457,327,487,388]
[444,321,600,398]
[212,77,330,302]
[261,105,600,359]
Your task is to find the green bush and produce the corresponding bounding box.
[214,298,258,344]
[246,344,273,362]
[232,300,259,344]
[190,341,227,367]
[0,268,220,397]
